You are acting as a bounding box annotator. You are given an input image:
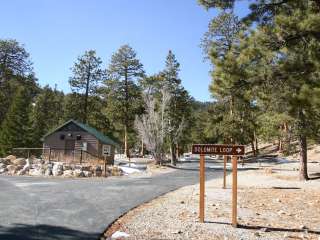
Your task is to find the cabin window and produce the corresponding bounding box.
[82,142,87,151]
[60,134,65,140]
[76,135,81,140]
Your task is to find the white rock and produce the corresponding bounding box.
[29,168,43,176]
[25,158,31,167]
[52,164,63,176]
[13,158,26,166]
[111,231,130,239]
[17,164,30,175]
[74,169,85,177]
[0,167,7,174]
[63,170,74,177]
[83,171,92,177]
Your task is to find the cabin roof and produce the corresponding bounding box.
[42,119,119,147]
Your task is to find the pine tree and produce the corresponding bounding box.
[160,51,193,165]
[0,39,33,83]
[199,0,320,180]
[0,86,32,155]
[30,85,64,147]
[63,92,86,122]
[69,50,104,123]
[0,39,36,125]
[104,45,145,157]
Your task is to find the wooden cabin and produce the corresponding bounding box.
[42,120,118,164]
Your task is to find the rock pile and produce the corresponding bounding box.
[0,155,123,178]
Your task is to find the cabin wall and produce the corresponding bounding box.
[43,131,99,156]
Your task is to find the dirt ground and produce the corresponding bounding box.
[104,147,320,240]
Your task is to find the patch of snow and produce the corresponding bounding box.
[15,182,57,187]
[111,231,130,239]
[123,163,138,168]
[119,166,142,175]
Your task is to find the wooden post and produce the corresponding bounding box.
[232,156,238,227]
[104,156,107,177]
[223,155,227,189]
[48,149,51,163]
[199,154,205,223]
[27,149,30,159]
[80,150,83,164]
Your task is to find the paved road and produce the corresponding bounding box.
[0,165,223,240]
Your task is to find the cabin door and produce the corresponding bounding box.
[65,140,75,157]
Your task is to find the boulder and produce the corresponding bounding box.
[111,166,123,176]
[82,166,92,172]
[17,164,30,175]
[0,158,11,165]
[83,171,92,177]
[5,155,16,162]
[0,163,8,174]
[32,158,44,165]
[63,165,72,170]
[94,166,103,177]
[52,164,63,176]
[7,165,16,174]
[74,169,85,177]
[63,170,74,177]
[13,158,26,166]
[45,168,53,176]
[7,164,22,174]
[74,165,83,171]
[29,168,43,176]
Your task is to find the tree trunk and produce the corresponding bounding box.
[124,67,129,158]
[170,144,177,166]
[254,131,259,155]
[140,138,144,157]
[176,143,180,159]
[154,153,162,165]
[170,143,177,166]
[124,125,129,158]
[298,134,308,181]
[251,140,256,156]
[278,138,283,152]
[287,129,292,155]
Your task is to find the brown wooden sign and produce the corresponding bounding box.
[192,144,245,156]
[192,143,244,227]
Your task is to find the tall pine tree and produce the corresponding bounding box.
[69,50,104,123]
[0,86,32,155]
[104,45,145,157]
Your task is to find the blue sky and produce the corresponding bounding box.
[1,0,249,102]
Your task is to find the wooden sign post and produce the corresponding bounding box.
[232,155,238,227]
[223,155,227,189]
[199,154,205,223]
[192,144,245,227]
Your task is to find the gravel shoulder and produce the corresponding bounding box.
[104,159,320,240]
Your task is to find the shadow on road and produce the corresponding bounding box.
[237,224,320,235]
[165,164,259,172]
[204,221,320,235]
[0,224,99,240]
